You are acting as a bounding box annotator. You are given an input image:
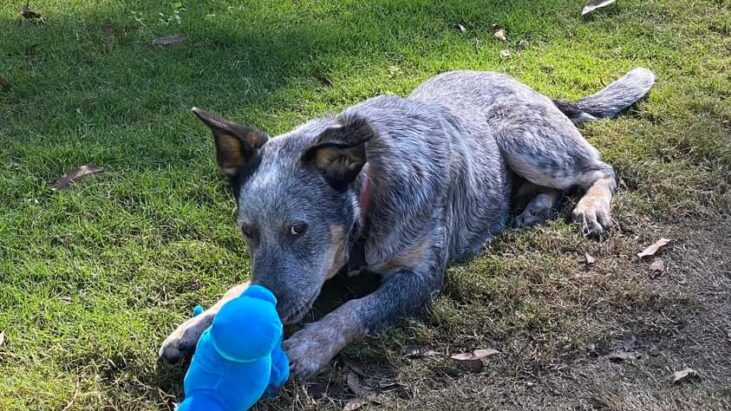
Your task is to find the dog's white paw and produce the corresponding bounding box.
[573,196,611,238]
[283,321,346,380]
[159,313,213,363]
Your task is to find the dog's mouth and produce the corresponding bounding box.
[280,291,320,325]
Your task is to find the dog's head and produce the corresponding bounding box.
[193,108,373,324]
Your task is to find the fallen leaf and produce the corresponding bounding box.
[0,331,5,346]
[20,4,45,23]
[607,351,641,362]
[499,49,511,59]
[455,24,467,33]
[52,164,104,190]
[582,0,617,16]
[343,399,367,411]
[649,259,665,277]
[152,34,187,47]
[585,253,596,265]
[405,346,441,358]
[671,368,698,384]
[346,371,372,398]
[0,76,10,92]
[491,25,507,41]
[516,39,529,51]
[451,348,500,361]
[451,348,499,372]
[637,238,671,258]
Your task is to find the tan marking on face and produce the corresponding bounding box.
[370,236,432,274]
[325,224,347,279]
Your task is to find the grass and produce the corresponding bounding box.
[0,0,729,409]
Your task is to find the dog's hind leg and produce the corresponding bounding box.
[512,181,561,228]
[494,106,616,238]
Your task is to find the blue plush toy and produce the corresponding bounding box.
[177,285,289,411]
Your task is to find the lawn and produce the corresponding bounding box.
[0,0,729,409]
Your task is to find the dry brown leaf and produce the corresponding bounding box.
[671,368,698,384]
[451,348,500,361]
[20,4,45,23]
[607,351,641,362]
[649,258,665,278]
[637,238,671,258]
[499,49,511,59]
[585,253,596,265]
[152,34,187,47]
[582,0,617,16]
[491,25,507,41]
[52,164,104,190]
[0,76,10,92]
[450,348,499,371]
[343,399,367,411]
[0,331,5,346]
[455,24,467,33]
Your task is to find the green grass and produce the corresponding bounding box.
[1,0,729,409]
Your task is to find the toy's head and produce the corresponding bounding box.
[210,285,283,362]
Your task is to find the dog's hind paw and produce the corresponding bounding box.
[572,197,612,239]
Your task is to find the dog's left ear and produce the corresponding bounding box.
[192,107,268,177]
[302,115,374,191]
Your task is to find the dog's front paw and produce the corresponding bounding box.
[572,196,611,239]
[283,321,347,380]
[159,313,213,363]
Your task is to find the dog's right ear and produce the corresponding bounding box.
[192,107,268,176]
[302,115,374,191]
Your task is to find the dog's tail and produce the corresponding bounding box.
[553,67,655,124]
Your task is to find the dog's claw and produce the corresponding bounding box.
[283,321,345,380]
[159,313,213,364]
[573,199,611,239]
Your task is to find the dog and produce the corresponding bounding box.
[159,68,655,379]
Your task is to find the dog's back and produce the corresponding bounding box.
[340,92,511,267]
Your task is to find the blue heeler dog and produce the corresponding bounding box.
[160,68,655,378]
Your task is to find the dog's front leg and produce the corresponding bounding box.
[159,282,249,363]
[284,268,442,379]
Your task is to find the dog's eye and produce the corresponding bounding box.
[289,222,308,236]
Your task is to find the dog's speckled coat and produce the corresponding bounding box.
[160,68,655,378]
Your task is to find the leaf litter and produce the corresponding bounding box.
[450,348,500,372]
[491,25,507,41]
[582,0,617,16]
[52,164,104,190]
[637,238,671,258]
[20,3,45,23]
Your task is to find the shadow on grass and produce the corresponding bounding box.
[0,1,585,408]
